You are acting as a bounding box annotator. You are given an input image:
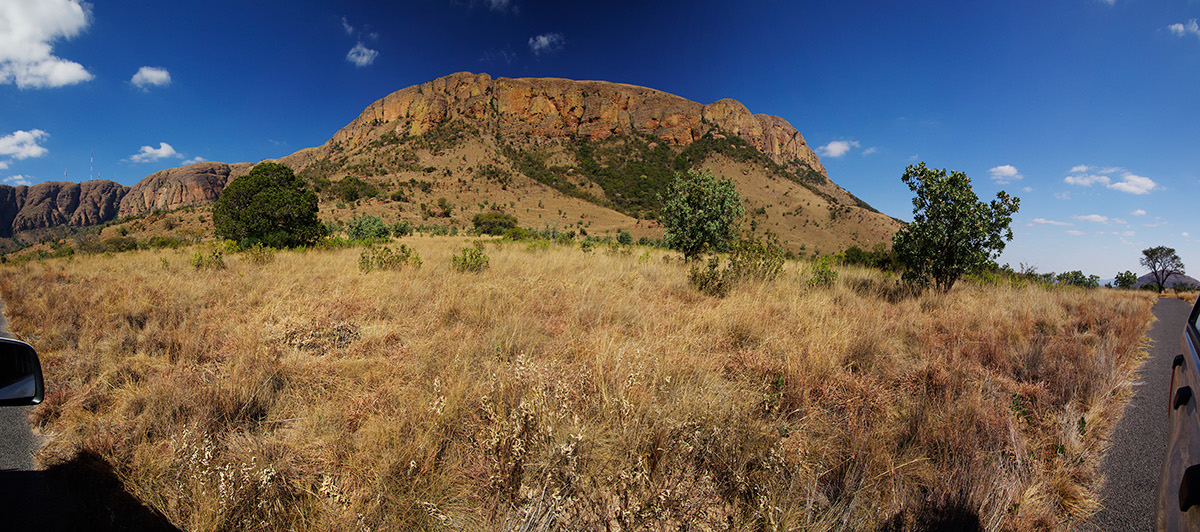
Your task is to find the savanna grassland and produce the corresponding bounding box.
[0,237,1154,531]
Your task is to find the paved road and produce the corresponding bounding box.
[1093,297,1191,531]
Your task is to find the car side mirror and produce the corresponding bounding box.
[0,337,43,406]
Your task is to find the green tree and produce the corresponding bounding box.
[660,169,744,261]
[212,162,327,248]
[892,162,1020,292]
[1114,270,1138,289]
[1140,246,1185,294]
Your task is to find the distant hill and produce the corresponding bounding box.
[1136,272,1200,289]
[4,72,905,257]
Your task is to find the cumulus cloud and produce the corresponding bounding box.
[0,0,94,89]
[988,164,1022,184]
[1169,19,1200,38]
[862,146,878,156]
[1064,165,1157,194]
[129,142,179,163]
[1132,209,1146,216]
[1074,214,1109,223]
[1107,173,1157,194]
[0,129,49,160]
[1032,218,1072,226]
[528,33,565,55]
[182,156,206,165]
[816,140,860,158]
[131,66,171,89]
[346,43,378,67]
[3,175,31,186]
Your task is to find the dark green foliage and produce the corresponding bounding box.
[327,176,379,203]
[452,243,489,272]
[1141,246,1185,294]
[391,221,414,237]
[841,243,897,270]
[1055,270,1100,289]
[892,163,1019,292]
[476,164,512,188]
[1173,281,1200,292]
[617,230,633,246]
[213,162,328,248]
[1113,270,1138,289]
[660,169,744,261]
[689,257,735,297]
[347,215,391,241]
[472,212,519,236]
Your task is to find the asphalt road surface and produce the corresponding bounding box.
[1093,297,1191,531]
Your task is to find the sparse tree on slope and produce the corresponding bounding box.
[660,169,744,261]
[212,162,327,248]
[892,162,1020,292]
[1140,246,1185,293]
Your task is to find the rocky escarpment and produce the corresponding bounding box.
[0,181,129,237]
[118,161,253,218]
[328,72,826,174]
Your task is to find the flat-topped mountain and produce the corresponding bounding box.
[6,73,903,257]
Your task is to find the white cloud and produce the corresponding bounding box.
[1132,209,1146,216]
[1169,19,1200,38]
[129,142,179,163]
[528,32,565,55]
[1064,173,1110,186]
[346,43,378,67]
[1054,192,1071,200]
[862,146,878,156]
[1075,214,1109,223]
[1022,186,1033,193]
[1064,165,1157,194]
[182,156,206,165]
[1106,173,1157,195]
[1066,230,1086,236]
[1032,218,1072,226]
[1121,231,1136,237]
[1185,232,1192,238]
[486,0,511,11]
[816,140,860,158]
[3,175,31,186]
[0,0,94,89]
[131,66,171,89]
[0,129,49,160]
[988,164,1022,184]
[341,17,355,35]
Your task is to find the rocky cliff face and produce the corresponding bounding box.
[0,181,129,237]
[329,72,826,174]
[118,161,253,218]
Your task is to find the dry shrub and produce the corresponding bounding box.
[0,242,1155,531]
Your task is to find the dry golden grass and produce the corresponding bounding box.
[0,238,1153,531]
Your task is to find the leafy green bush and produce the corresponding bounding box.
[451,243,489,272]
[728,233,785,282]
[190,249,226,270]
[359,244,422,273]
[617,230,633,245]
[472,212,518,236]
[689,257,734,297]
[391,221,414,237]
[806,256,838,288]
[243,243,276,265]
[347,215,391,241]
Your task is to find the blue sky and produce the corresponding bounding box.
[1,0,1198,278]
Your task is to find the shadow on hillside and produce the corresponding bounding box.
[0,449,179,531]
